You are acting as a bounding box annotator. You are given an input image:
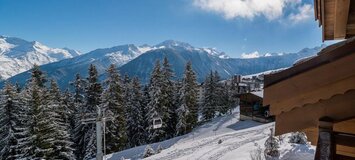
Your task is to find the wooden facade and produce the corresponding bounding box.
[264,1,355,159]
[315,0,355,41]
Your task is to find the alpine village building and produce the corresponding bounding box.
[263,0,355,159]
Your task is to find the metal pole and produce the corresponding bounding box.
[103,110,106,160]
[96,107,103,160]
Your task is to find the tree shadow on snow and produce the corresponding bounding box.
[226,119,263,131]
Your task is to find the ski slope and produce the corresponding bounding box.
[106,109,315,160]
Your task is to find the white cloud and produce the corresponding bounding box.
[241,51,261,59]
[193,0,313,23]
[288,4,313,23]
[193,0,285,20]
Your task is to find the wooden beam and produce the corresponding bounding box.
[334,132,355,147]
[334,0,350,39]
[315,117,335,160]
[347,24,355,34]
[321,0,325,41]
[314,0,318,20]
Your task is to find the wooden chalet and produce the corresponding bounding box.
[264,0,355,159]
[240,91,272,123]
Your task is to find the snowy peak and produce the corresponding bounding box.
[154,40,230,59]
[155,40,194,50]
[0,36,81,79]
[0,36,80,58]
[201,47,230,59]
[83,44,150,62]
[240,45,326,59]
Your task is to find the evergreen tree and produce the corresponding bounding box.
[218,82,230,115]
[176,62,198,134]
[48,80,75,159]
[180,61,198,132]
[126,77,145,147]
[213,71,224,116]
[161,57,176,138]
[29,64,47,88]
[141,85,150,142]
[228,78,240,114]
[0,82,23,159]
[15,82,21,93]
[102,64,128,153]
[83,64,103,159]
[176,101,189,135]
[71,73,87,160]
[21,66,55,159]
[146,60,165,142]
[142,145,155,158]
[202,71,217,121]
[62,89,77,149]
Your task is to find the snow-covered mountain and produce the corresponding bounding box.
[119,44,324,83]
[3,43,160,86]
[155,40,230,59]
[0,36,80,79]
[4,40,324,88]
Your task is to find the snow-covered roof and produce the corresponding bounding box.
[251,91,263,98]
[293,55,317,66]
[239,83,248,87]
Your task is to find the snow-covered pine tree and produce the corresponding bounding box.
[288,132,308,144]
[147,60,166,142]
[161,57,176,138]
[176,101,189,135]
[202,71,217,121]
[141,85,150,142]
[48,80,75,160]
[15,82,21,93]
[123,74,131,86]
[142,145,155,158]
[126,77,146,147]
[30,64,47,88]
[83,64,103,159]
[228,78,239,114]
[213,71,225,116]
[0,82,24,159]
[218,82,230,115]
[122,74,132,146]
[71,73,87,160]
[156,144,163,153]
[62,89,77,149]
[102,64,128,153]
[20,66,55,159]
[181,61,198,132]
[264,128,280,158]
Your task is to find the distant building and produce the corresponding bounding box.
[239,91,272,123]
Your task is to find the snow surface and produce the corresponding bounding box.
[251,91,263,98]
[106,108,315,160]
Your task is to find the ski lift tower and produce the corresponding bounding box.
[81,106,114,160]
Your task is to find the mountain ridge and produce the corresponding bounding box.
[2,38,324,89]
[0,36,81,79]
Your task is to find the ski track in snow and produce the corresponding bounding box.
[148,124,271,160]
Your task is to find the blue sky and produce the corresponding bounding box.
[0,0,334,58]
